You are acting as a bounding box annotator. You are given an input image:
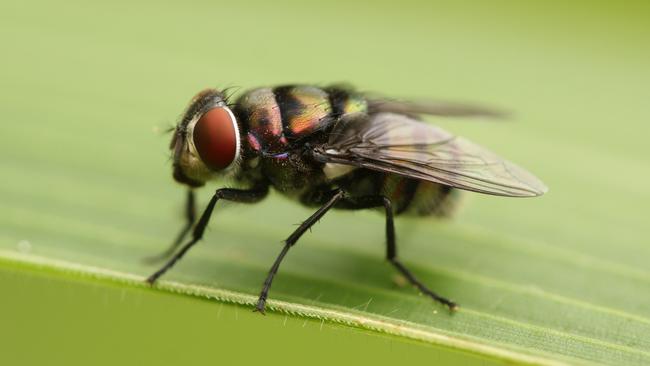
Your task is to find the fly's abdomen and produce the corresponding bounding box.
[381,174,459,217]
[337,170,459,217]
[236,85,368,154]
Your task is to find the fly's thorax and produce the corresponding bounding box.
[235,84,369,156]
[258,155,317,196]
[171,89,244,187]
[236,87,286,153]
[274,85,333,136]
[323,162,357,180]
[228,84,371,199]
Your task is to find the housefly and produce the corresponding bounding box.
[145,84,548,313]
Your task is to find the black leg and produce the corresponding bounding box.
[255,189,345,314]
[343,195,458,311]
[144,190,196,264]
[146,185,269,285]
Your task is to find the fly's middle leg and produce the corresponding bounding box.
[255,189,345,314]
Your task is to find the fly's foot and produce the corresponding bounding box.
[254,298,267,315]
[436,297,459,312]
[420,287,458,313]
[145,271,163,286]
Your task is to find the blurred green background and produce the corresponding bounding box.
[1,0,649,365]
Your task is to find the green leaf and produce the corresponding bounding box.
[2,0,650,365]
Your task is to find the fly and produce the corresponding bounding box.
[145,84,548,313]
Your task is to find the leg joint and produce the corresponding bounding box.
[380,196,392,211]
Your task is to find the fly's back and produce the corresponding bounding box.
[235,85,367,155]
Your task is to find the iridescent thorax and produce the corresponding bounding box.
[235,85,368,155]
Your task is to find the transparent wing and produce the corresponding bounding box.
[367,98,509,119]
[313,113,548,197]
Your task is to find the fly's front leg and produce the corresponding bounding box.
[146,184,269,285]
[343,195,458,311]
[144,189,196,264]
[255,189,345,314]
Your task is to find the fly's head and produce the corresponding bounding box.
[170,89,242,187]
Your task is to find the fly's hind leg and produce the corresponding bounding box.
[343,195,458,311]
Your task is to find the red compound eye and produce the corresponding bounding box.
[192,107,239,171]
